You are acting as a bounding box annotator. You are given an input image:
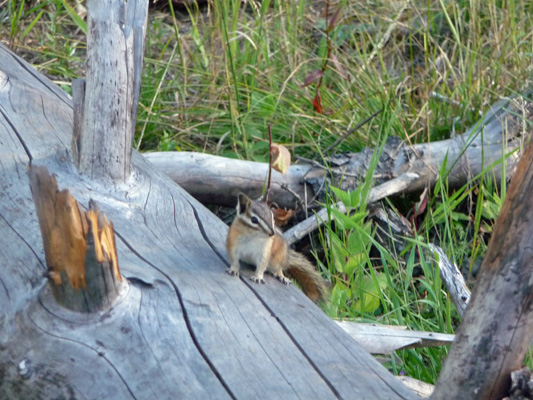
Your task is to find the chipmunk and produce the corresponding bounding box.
[226,193,328,303]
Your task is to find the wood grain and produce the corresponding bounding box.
[77,0,148,182]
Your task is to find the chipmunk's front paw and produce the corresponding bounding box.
[226,268,239,277]
[250,276,265,284]
[277,276,292,285]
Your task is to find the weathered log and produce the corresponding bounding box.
[320,91,531,196]
[0,35,418,400]
[143,151,315,209]
[432,131,533,399]
[144,91,531,209]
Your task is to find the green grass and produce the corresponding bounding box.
[2,0,533,385]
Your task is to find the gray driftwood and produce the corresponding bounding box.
[143,151,316,209]
[0,40,419,400]
[396,377,434,398]
[429,244,471,317]
[145,90,531,210]
[72,0,147,183]
[336,321,455,355]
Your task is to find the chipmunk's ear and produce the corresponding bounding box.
[237,193,251,215]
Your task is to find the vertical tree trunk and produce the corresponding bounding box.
[432,140,533,399]
[73,0,148,183]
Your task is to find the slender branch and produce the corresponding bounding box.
[325,109,382,154]
[429,244,471,317]
[265,124,273,203]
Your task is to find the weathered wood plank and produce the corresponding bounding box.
[0,153,46,323]
[0,48,73,160]
[336,321,455,355]
[5,149,339,399]
[34,281,228,399]
[96,153,339,399]
[0,42,417,399]
[2,310,136,399]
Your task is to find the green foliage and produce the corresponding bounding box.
[314,140,530,383]
[5,0,532,158]
[56,0,86,34]
[7,0,47,48]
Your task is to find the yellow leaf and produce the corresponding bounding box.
[271,143,291,174]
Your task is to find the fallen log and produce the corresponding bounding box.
[145,90,531,210]
[143,150,315,208]
[0,5,419,399]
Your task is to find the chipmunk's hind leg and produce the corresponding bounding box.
[270,237,291,285]
[273,269,292,285]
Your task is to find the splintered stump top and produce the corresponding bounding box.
[29,165,124,313]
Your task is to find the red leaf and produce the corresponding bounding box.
[313,90,324,114]
[303,69,324,87]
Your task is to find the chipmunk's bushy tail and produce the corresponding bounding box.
[286,250,329,303]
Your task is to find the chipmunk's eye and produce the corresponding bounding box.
[251,216,259,224]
